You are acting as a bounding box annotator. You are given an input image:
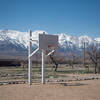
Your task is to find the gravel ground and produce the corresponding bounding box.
[0,79,100,100]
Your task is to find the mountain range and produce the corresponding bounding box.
[0,29,100,60]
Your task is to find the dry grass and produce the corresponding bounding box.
[0,64,99,81]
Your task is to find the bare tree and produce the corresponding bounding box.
[49,52,64,71]
[20,60,27,71]
[87,44,100,74]
[69,53,77,69]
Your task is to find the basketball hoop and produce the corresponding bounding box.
[45,44,55,55]
[48,44,55,50]
[48,44,53,48]
[28,32,58,85]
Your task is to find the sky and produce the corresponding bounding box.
[0,0,100,38]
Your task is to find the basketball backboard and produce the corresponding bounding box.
[39,34,58,51]
[28,30,59,84]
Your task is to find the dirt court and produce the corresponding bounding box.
[0,79,100,100]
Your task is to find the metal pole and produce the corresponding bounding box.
[28,30,32,85]
[42,49,45,84]
[83,42,86,68]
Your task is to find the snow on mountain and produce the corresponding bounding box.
[58,33,99,49]
[94,38,100,43]
[0,29,48,50]
[0,29,100,53]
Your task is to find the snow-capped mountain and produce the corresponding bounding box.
[58,33,100,50]
[0,29,100,59]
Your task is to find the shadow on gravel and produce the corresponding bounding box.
[60,83,87,86]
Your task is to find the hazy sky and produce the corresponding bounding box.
[0,0,100,38]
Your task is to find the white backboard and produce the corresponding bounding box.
[39,34,58,50]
